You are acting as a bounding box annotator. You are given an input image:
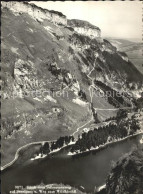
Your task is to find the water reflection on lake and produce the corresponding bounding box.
[2,134,142,194]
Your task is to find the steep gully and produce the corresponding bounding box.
[1,58,136,171]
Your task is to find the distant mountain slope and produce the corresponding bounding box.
[107,38,143,74]
[1,2,143,167]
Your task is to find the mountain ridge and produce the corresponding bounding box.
[1,1,143,168]
[2,1,67,25]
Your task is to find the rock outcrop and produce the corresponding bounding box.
[106,147,143,194]
[2,1,67,25]
[68,19,101,39]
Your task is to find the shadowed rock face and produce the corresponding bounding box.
[106,38,143,75]
[106,147,143,194]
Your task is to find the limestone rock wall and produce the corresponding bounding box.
[2,1,67,26]
[73,27,101,39]
[68,19,101,39]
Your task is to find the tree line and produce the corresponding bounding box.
[70,117,140,153]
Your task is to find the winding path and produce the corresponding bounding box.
[1,58,136,171]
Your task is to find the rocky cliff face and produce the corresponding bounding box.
[68,19,101,39]
[2,1,67,25]
[106,147,143,194]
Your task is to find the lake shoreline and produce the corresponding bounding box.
[2,131,142,172]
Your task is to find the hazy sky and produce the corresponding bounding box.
[32,1,142,40]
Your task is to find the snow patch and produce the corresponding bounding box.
[73,98,88,107]
[11,47,19,55]
[44,26,53,32]
[44,26,54,37]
